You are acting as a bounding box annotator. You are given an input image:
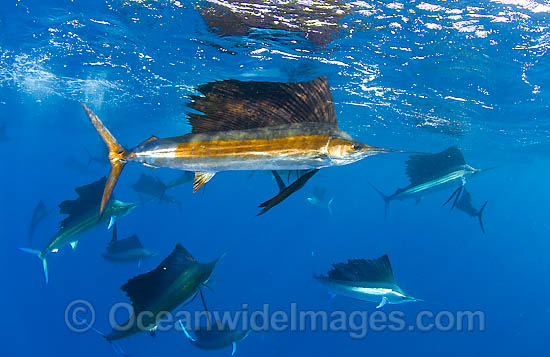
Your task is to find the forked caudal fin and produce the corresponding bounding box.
[80,103,127,216]
[369,182,390,220]
[19,248,48,284]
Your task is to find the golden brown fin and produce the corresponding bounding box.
[138,135,159,147]
[187,77,337,133]
[193,172,215,193]
[80,103,127,216]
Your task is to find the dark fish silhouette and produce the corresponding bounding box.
[306,186,334,215]
[64,155,90,174]
[105,244,225,341]
[371,146,488,218]
[86,147,109,166]
[28,200,51,244]
[257,169,319,216]
[102,223,157,263]
[198,0,350,46]
[445,188,488,234]
[130,173,192,202]
[316,254,421,308]
[20,177,137,283]
[131,174,169,199]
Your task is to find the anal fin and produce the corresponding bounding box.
[376,296,388,309]
[193,172,215,193]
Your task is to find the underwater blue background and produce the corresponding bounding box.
[1,0,549,356]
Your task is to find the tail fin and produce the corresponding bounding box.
[369,183,390,220]
[327,197,334,216]
[478,201,488,234]
[80,103,127,216]
[179,320,197,342]
[19,248,48,284]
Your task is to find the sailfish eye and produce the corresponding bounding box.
[353,143,364,151]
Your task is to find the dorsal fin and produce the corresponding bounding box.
[121,244,197,313]
[58,177,108,229]
[327,254,395,284]
[107,235,145,254]
[187,77,337,133]
[406,146,466,185]
[138,135,159,147]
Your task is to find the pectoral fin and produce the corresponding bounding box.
[232,342,237,356]
[443,185,463,209]
[376,296,388,309]
[193,172,215,193]
[107,216,116,230]
[70,241,78,251]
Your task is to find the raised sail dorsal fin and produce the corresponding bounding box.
[327,254,396,284]
[187,77,337,133]
[107,235,144,254]
[58,177,108,229]
[193,172,215,193]
[121,244,197,313]
[406,146,466,185]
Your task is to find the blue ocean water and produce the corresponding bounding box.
[1,0,549,356]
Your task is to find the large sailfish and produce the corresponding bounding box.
[81,77,393,215]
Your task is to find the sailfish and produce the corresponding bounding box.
[179,288,250,356]
[315,254,420,308]
[80,77,393,216]
[19,177,137,283]
[105,244,225,341]
[101,223,157,263]
[371,146,486,218]
[446,188,488,233]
